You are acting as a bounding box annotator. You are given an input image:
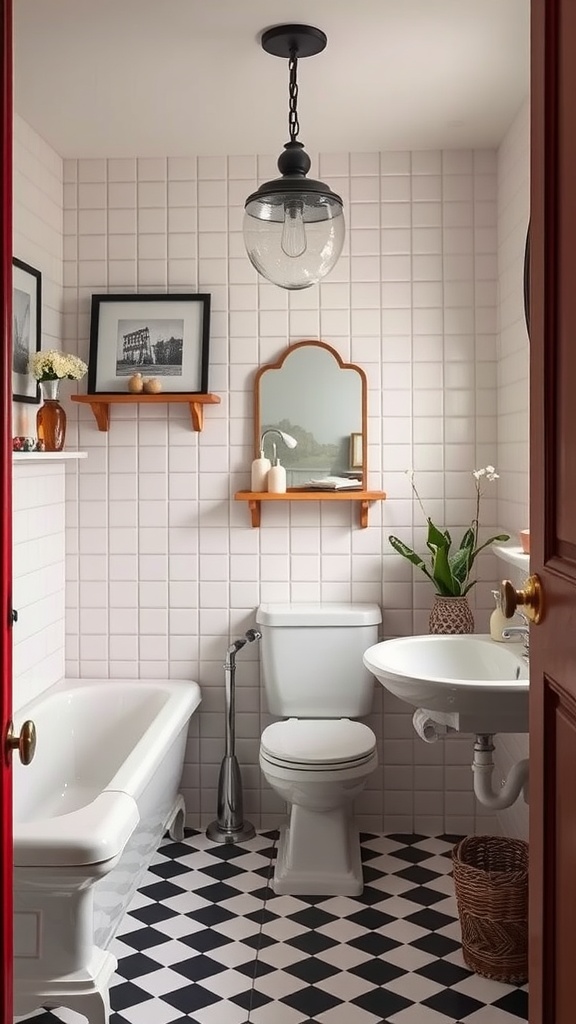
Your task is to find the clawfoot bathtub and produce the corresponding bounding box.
[13,677,201,1024]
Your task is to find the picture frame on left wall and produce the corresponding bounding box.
[12,258,41,403]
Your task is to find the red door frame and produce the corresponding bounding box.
[1,0,13,1020]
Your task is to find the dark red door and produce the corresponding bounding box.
[529,1,576,1022]
[0,1,13,1021]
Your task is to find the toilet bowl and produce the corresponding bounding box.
[256,603,382,896]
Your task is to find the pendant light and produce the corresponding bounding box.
[243,24,345,291]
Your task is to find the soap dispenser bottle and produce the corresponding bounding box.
[490,589,507,642]
[267,443,286,494]
[251,447,271,492]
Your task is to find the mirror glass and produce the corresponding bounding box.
[255,341,366,488]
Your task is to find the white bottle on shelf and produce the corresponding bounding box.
[251,449,271,492]
[267,446,286,493]
[490,589,507,642]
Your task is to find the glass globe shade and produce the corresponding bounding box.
[243,191,345,290]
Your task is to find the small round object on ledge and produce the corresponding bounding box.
[128,373,144,393]
[143,377,162,394]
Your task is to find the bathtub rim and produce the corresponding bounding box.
[13,677,201,868]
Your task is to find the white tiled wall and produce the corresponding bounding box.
[495,101,530,841]
[12,462,66,712]
[12,116,517,834]
[53,145,503,836]
[497,100,530,534]
[12,117,68,713]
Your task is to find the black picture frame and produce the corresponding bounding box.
[12,258,41,404]
[88,293,211,394]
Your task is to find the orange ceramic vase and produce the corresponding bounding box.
[37,380,66,451]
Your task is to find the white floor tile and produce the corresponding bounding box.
[133,967,192,997]
[385,970,444,1003]
[388,1003,455,1023]
[381,943,438,972]
[315,970,375,1001]
[121,998,182,1024]
[139,937,198,967]
[256,942,310,970]
[315,1004,381,1024]
[200,966,257,999]
[250,1003,308,1024]
[316,944,374,971]
[380,918,428,944]
[193,1000,249,1024]
[462,1008,526,1024]
[451,972,518,1003]
[317,918,369,943]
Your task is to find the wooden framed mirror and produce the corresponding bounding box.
[254,340,367,489]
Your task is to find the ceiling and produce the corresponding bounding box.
[13,0,530,159]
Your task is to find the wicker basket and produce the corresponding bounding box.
[452,835,529,983]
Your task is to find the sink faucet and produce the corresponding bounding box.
[501,622,529,660]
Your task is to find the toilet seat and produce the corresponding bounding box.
[260,718,376,771]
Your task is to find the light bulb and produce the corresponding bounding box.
[281,201,307,258]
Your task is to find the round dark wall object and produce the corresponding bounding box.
[523,222,531,341]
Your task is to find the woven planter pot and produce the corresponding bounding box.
[429,595,474,634]
[452,835,529,983]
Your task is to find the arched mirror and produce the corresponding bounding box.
[254,340,367,488]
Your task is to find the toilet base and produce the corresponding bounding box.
[272,803,364,896]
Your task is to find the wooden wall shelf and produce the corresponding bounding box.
[71,393,220,432]
[234,489,387,529]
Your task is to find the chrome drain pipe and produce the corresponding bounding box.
[206,628,262,844]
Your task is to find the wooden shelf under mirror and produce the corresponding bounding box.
[234,489,387,529]
[71,393,220,432]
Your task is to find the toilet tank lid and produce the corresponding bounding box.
[256,603,382,627]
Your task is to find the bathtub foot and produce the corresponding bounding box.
[60,985,111,1024]
[166,792,186,841]
[15,948,116,1024]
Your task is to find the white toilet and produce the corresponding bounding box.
[256,602,381,896]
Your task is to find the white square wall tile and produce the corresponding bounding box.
[16,126,504,832]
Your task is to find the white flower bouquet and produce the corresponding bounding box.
[29,349,88,383]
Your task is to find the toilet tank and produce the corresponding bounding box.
[255,603,382,718]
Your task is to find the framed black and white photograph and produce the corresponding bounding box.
[12,258,41,403]
[88,293,211,394]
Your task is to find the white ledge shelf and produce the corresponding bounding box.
[13,451,88,462]
[493,541,530,571]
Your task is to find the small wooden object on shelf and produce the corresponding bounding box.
[234,488,386,529]
[71,393,220,432]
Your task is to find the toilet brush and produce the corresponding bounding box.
[206,629,261,843]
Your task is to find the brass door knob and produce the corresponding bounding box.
[5,719,37,765]
[500,574,543,624]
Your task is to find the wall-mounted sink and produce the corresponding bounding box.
[363,634,528,733]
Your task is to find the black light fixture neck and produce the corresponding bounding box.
[277,141,311,178]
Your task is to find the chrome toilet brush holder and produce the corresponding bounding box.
[206,629,261,844]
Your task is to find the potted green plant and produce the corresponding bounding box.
[388,467,509,633]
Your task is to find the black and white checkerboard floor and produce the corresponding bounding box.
[22,830,528,1024]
